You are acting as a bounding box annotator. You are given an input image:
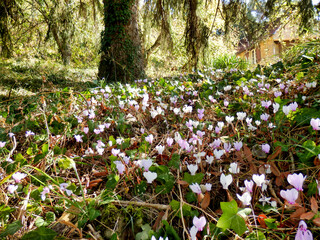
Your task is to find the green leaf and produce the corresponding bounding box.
[35,217,47,227]
[0,220,23,237]
[21,227,57,240]
[185,191,197,203]
[45,212,56,223]
[231,215,247,236]
[105,174,119,190]
[264,218,278,229]
[307,181,318,196]
[42,144,49,154]
[221,200,238,215]
[88,207,101,221]
[256,204,280,214]
[246,231,266,240]
[183,172,204,184]
[162,220,181,240]
[58,157,75,170]
[217,212,233,230]
[15,153,26,163]
[110,233,118,240]
[168,153,180,169]
[135,224,152,240]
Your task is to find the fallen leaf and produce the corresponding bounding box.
[269,162,281,177]
[87,179,103,189]
[177,180,189,187]
[267,146,282,160]
[300,212,315,220]
[257,214,267,229]
[290,207,305,219]
[313,218,320,227]
[152,211,165,231]
[243,145,253,162]
[93,171,108,177]
[200,192,210,210]
[311,196,318,213]
[275,175,284,187]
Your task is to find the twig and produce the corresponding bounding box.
[7,135,17,162]
[289,151,295,171]
[177,169,190,240]
[87,224,103,240]
[113,200,170,211]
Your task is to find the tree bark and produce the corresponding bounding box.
[98,0,145,82]
[0,0,13,58]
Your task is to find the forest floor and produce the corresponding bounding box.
[0,58,97,101]
[0,42,320,240]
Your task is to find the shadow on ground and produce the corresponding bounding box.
[0,58,99,101]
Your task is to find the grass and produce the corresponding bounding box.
[0,58,98,102]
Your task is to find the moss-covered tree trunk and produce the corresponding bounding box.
[98,0,145,82]
[0,0,13,58]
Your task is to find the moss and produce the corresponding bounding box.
[100,204,144,239]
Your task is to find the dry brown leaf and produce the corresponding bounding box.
[313,218,320,226]
[200,192,211,210]
[243,144,253,162]
[177,180,189,187]
[267,146,282,160]
[269,162,281,177]
[300,212,315,220]
[311,196,318,213]
[275,175,283,187]
[92,171,108,177]
[152,211,165,231]
[87,179,103,189]
[290,207,305,219]
[197,193,204,203]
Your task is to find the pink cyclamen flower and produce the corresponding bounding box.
[237,192,252,206]
[260,113,270,121]
[289,102,298,111]
[141,159,153,171]
[220,173,233,190]
[145,134,154,144]
[261,100,272,109]
[74,135,83,143]
[0,141,6,148]
[244,179,254,193]
[193,216,206,231]
[8,184,18,194]
[41,187,50,201]
[111,148,120,156]
[189,183,202,195]
[60,183,72,196]
[167,137,174,147]
[295,220,313,240]
[287,173,306,191]
[83,127,89,134]
[197,109,204,120]
[234,141,243,151]
[190,226,198,240]
[25,130,35,137]
[310,118,320,130]
[143,171,157,183]
[280,188,299,204]
[261,143,270,154]
[252,174,265,187]
[12,172,27,183]
[187,164,198,175]
[114,161,125,174]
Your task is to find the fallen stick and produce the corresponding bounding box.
[112,200,170,211]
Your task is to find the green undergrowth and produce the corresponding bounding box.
[0,58,98,102]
